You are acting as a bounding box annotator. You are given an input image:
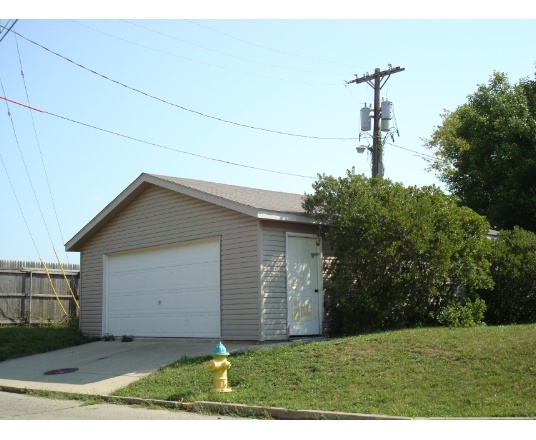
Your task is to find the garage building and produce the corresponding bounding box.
[66,173,329,341]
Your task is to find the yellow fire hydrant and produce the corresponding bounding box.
[207,341,232,393]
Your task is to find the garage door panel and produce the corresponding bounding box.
[108,263,219,297]
[105,238,220,338]
[107,313,220,338]
[109,241,218,270]
[109,258,219,276]
[108,289,220,315]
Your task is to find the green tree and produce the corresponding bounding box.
[478,227,536,325]
[424,72,536,232]
[303,171,493,334]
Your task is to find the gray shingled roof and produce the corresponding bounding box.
[152,174,306,215]
[66,173,312,252]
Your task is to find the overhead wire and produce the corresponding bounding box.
[117,20,350,78]
[14,34,80,309]
[40,107,317,179]
[0,78,67,315]
[70,20,343,87]
[2,94,431,178]
[0,19,17,44]
[0,153,40,259]
[3,25,430,182]
[0,92,316,179]
[344,82,361,103]
[14,34,69,257]
[10,28,359,141]
[384,141,436,159]
[0,78,56,249]
[184,19,368,70]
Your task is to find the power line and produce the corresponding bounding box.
[0,77,56,251]
[70,20,343,87]
[1,93,432,171]
[10,28,358,142]
[184,20,367,70]
[117,20,349,78]
[3,27,431,174]
[0,152,40,256]
[344,83,361,103]
[0,19,17,44]
[384,141,436,159]
[39,108,316,179]
[0,101,72,311]
[14,34,71,263]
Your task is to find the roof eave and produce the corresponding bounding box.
[65,173,314,252]
[65,173,153,252]
[148,176,311,222]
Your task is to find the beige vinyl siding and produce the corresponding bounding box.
[260,220,320,341]
[79,185,260,340]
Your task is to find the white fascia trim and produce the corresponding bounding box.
[256,211,315,223]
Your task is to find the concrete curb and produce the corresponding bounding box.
[191,401,409,420]
[0,385,408,420]
[2,385,535,420]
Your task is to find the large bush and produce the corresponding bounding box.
[303,171,493,334]
[478,227,536,324]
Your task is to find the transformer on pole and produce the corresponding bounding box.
[347,65,405,177]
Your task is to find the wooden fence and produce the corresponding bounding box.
[0,260,80,325]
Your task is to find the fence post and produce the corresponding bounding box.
[29,270,33,325]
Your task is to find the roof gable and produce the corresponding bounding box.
[66,173,312,251]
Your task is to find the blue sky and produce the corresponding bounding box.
[1,3,535,264]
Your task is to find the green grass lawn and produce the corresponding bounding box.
[113,324,536,418]
[0,324,98,362]
[2,323,535,418]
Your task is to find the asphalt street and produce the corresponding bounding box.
[0,391,247,420]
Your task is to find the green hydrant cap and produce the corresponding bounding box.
[213,341,230,356]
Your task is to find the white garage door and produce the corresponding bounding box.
[104,238,220,338]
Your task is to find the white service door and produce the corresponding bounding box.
[104,238,220,338]
[287,235,322,336]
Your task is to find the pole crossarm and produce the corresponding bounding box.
[346,66,405,86]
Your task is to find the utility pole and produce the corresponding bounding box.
[347,65,405,177]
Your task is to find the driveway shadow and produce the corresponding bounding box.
[0,339,261,395]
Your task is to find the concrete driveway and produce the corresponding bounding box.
[0,338,263,396]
